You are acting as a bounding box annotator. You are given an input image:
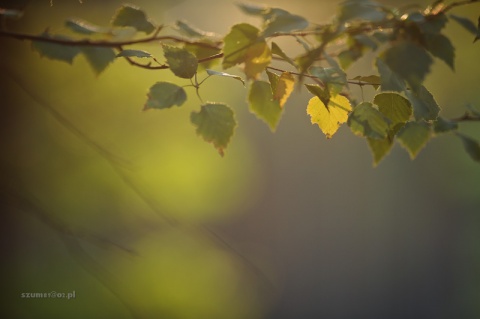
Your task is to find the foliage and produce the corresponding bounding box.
[1,1,480,165]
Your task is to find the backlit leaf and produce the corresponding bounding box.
[116,49,152,58]
[222,23,259,69]
[425,33,455,70]
[81,47,116,75]
[368,136,394,166]
[406,85,440,121]
[307,94,352,138]
[184,43,221,71]
[261,10,308,37]
[244,41,271,79]
[65,19,109,35]
[248,80,283,131]
[373,92,412,126]
[348,102,390,139]
[144,82,186,110]
[353,75,380,90]
[375,58,406,92]
[397,121,431,159]
[206,69,245,86]
[457,133,480,162]
[273,72,294,107]
[190,103,236,156]
[163,45,198,79]
[31,33,80,64]
[111,4,155,34]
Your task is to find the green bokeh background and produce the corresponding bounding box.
[1,0,480,318]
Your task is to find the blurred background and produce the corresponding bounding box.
[1,0,479,318]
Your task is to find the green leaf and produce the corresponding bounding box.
[433,117,458,134]
[206,69,245,86]
[381,41,432,91]
[65,19,109,35]
[116,49,152,58]
[81,47,116,75]
[267,71,295,107]
[338,48,363,69]
[457,133,480,162]
[222,23,260,69]
[307,94,352,138]
[163,45,198,79]
[309,66,345,96]
[261,10,308,37]
[375,58,406,92]
[348,102,390,139]
[271,42,295,66]
[397,121,431,159]
[190,103,236,156]
[421,13,448,34]
[425,33,455,70]
[111,4,155,34]
[405,85,440,121]
[175,20,216,38]
[244,41,271,79]
[296,46,323,73]
[184,43,221,71]
[248,80,283,131]
[367,136,394,166]
[144,82,187,110]
[31,33,81,64]
[305,84,330,108]
[236,3,269,16]
[450,14,480,38]
[373,92,412,126]
[338,0,387,23]
[353,75,380,90]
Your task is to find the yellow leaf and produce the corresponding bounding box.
[244,41,271,79]
[273,72,295,107]
[307,94,352,138]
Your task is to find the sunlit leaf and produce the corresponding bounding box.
[367,136,394,166]
[381,41,432,91]
[397,121,431,159]
[222,23,259,69]
[261,10,308,37]
[190,103,236,156]
[206,69,245,86]
[163,45,198,79]
[310,66,345,96]
[273,72,294,107]
[244,41,271,79]
[184,43,221,71]
[116,49,152,58]
[271,42,295,66]
[307,94,352,138]
[457,133,480,162]
[348,102,390,139]
[433,117,458,134]
[65,19,109,35]
[375,58,406,92]
[406,85,440,121]
[373,92,412,126]
[111,4,155,34]
[81,47,116,75]
[425,33,455,70]
[248,80,283,131]
[144,82,187,110]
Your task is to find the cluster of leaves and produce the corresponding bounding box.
[1,0,480,164]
